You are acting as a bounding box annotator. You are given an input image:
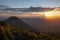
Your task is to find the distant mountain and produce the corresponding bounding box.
[1,6,55,12]
[0,5,59,12]
[54,7,60,11]
[6,16,32,30]
[2,8,29,12]
[0,5,9,9]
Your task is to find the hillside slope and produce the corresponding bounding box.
[6,16,33,30]
[0,20,60,40]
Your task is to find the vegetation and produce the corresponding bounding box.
[0,21,60,40]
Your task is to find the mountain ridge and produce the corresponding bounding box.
[0,17,60,40]
[6,16,33,30]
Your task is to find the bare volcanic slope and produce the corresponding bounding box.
[6,16,33,30]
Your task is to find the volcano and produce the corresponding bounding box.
[6,16,32,30]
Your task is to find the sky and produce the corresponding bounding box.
[0,0,60,8]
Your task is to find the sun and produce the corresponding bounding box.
[45,13,51,16]
[44,11,53,18]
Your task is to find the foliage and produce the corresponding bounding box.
[0,21,60,40]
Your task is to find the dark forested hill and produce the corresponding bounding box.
[0,17,60,40]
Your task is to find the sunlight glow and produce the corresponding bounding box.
[44,12,53,17]
[44,11,60,18]
[43,8,60,18]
